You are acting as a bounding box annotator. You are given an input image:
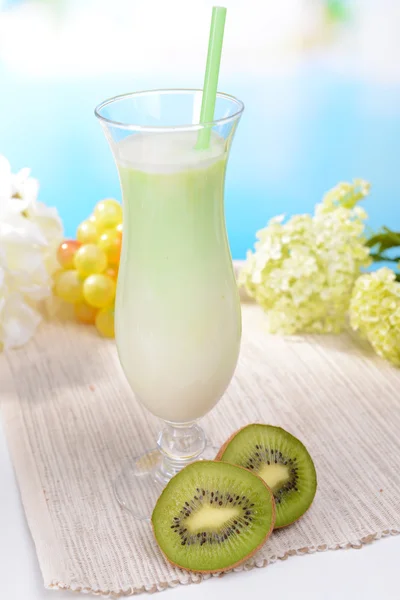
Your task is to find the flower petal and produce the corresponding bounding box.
[0,293,42,349]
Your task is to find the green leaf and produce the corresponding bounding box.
[370,253,400,263]
[383,227,400,244]
[366,234,388,249]
[366,228,400,252]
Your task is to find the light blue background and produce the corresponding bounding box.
[1,2,399,259]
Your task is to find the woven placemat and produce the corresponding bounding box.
[1,303,399,596]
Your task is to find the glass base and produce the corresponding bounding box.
[114,445,218,521]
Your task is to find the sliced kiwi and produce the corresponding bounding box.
[216,424,317,528]
[152,461,275,573]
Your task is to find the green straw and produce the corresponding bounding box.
[196,6,227,150]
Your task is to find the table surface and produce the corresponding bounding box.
[1,419,399,600]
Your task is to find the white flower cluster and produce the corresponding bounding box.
[0,156,63,349]
[349,268,400,367]
[239,180,371,334]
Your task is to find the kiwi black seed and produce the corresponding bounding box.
[216,424,317,528]
[151,461,275,573]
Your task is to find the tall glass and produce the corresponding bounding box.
[95,90,244,519]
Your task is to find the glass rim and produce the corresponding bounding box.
[94,88,245,132]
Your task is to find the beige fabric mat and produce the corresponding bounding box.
[1,303,399,596]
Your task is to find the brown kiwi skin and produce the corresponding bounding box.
[151,460,276,574]
[215,425,317,529]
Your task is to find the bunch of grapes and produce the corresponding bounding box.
[54,199,123,338]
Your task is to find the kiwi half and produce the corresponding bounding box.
[152,461,275,573]
[216,424,317,528]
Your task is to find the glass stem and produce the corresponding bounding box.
[156,421,206,484]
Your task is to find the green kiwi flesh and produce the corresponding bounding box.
[151,461,275,573]
[217,425,317,528]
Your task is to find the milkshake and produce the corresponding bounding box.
[114,131,241,423]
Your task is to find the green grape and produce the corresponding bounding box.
[57,239,81,269]
[105,266,118,280]
[74,302,97,325]
[97,229,122,265]
[95,306,115,338]
[77,219,98,244]
[74,244,107,277]
[54,270,84,304]
[94,198,123,230]
[83,274,116,308]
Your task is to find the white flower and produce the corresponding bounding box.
[0,156,39,217]
[0,291,42,351]
[240,180,371,334]
[349,268,400,367]
[0,156,63,349]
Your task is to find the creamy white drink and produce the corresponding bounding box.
[115,131,241,422]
